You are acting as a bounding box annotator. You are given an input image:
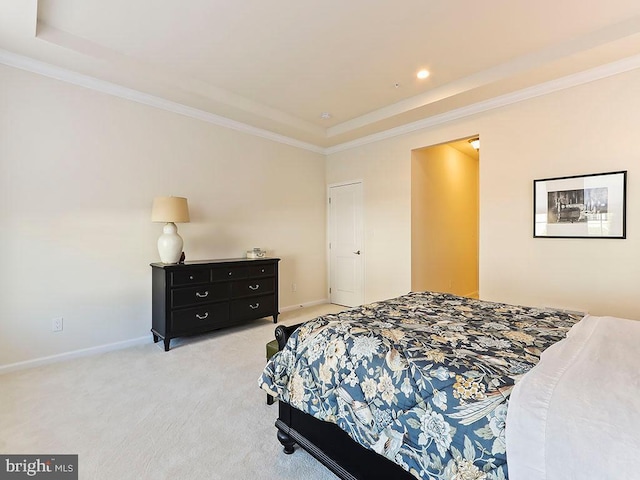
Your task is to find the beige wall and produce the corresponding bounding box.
[0,64,327,367]
[326,143,413,303]
[3,61,640,369]
[411,144,478,297]
[327,67,640,320]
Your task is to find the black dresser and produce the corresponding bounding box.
[151,258,280,351]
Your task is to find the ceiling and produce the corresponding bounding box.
[2,0,640,150]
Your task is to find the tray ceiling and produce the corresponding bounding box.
[2,0,640,150]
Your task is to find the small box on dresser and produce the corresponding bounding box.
[151,257,280,351]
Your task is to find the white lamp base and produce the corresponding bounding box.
[157,222,183,264]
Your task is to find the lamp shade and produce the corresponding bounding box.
[151,196,190,223]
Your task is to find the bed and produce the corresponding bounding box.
[259,291,611,480]
[506,313,640,479]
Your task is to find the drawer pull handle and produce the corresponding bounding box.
[261,269,265,273]
[249,284,260,290]
[249,303,260,310]
[189,275,194,280]
[228,271,233,276]
[195,312,209,320]
[195,291,209,298]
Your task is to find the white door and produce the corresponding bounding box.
[329,182,364,307]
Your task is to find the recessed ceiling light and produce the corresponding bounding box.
[320,112,332,119]
[417,69,430,79]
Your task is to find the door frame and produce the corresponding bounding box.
[327,180,365,306]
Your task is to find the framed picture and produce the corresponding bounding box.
[533,170,627,238]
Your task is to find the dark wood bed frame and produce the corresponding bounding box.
[272,324,415,480]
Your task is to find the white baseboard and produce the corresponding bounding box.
[0,336,151,376]
[280,298,330,313]
[0,300,331,375]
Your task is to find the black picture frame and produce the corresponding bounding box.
[533,170,627,238]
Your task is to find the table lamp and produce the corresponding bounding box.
[151,196,190,264]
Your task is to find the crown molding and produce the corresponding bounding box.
[328,15,640,139]
[325,52,640,155]
[0,49,325,155]
[2,48,640,157]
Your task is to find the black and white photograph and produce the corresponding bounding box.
[547,187,609,224]
[534,171,626,238]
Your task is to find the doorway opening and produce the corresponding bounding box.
[411,136,479,298]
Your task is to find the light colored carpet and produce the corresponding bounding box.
[0,304,346,479]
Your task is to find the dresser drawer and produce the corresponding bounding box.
[171,283,230,308]
[248,263,275,277]
[230,295,275,321]
[170,303,229,334]
[231,277,275,298]
[211,266,249,282]
[171,269,209,286]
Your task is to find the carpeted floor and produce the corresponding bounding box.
[0,304,346,479]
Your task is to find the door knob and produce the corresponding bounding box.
[353,250,361,255]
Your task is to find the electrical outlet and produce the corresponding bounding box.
[292,283,297,292]
[52,317,63,332]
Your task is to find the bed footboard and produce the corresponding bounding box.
[271,322,414,479]
[276,402,413,480]
[274,323,301,350]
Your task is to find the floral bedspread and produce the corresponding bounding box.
[259,292,582,480]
